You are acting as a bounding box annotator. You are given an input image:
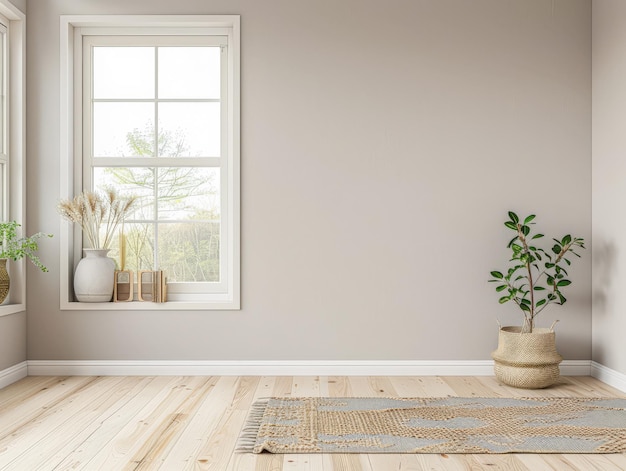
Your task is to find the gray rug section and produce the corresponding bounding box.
[237,396,626,454]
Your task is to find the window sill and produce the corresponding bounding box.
[60,300,239,311]
[0,303,25,317]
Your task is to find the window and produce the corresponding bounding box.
[60,16,240,309]
[0,1,25,317]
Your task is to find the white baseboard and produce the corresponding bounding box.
[591,361,626,393]
[0,361,28,389]
[26,359,591,377]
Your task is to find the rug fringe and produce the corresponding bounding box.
[236,398,269,453]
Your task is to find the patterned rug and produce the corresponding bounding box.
[237,397,626,454]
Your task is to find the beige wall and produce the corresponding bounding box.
[0,313,25,370]
[592,0,626,375]
[24,0,592,363]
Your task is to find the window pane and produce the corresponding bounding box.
[0,30,4,154]
[93,167,155,219]
[158,47,220,99]
[108,223,155,273]
[0,163,4,219]
[158,221,220,282]
[93,102,155,157]
[158,102,220,157]
[156,167,219,221]
[93,47,154,99]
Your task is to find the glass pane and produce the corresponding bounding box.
[158,221,220,282]
[0,31,5,154]
[156,167,219,221]
[93,47,154,99]
[158,102,220,157]
[93,167,156,220]
[93,103,154,157]
[0,163,4,219]
[107,223,155,273]
[158,47,220,99]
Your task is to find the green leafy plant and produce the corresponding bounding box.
[489,212,585,333]
[0,221,52,272]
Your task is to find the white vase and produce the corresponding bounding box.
[74,249,116,302]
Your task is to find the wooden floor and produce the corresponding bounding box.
[0,376,625,470]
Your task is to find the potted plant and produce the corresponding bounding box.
[58,189,137,302]
[0,221,52,303]
[488,211,585,388]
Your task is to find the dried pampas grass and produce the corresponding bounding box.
[58,189,138,249]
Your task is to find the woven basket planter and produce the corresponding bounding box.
[491,326,563,389]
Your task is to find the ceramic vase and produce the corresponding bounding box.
[74,249,115,302]
[0,259,9,304]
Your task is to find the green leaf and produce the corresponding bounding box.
[521,225,530,236]
[511,243,522,252]
[490,271,503,279]
[545,262,555,269]
[508,211,519,224]
[564,258,571,266]
[536,299,547,307]
[507,236,518,248]
[548,293,557,301]
[552,244,561,254]
[532,233,544,239]
[520,298,531,305]
[557,279,572,287]
[496,285,507,292]
[504,221,517,231]
[547,276,555,286]
[558,292,567,304]
[499,296,510,304]
[533,286,546,291]
[562,234,572,245]
[524,215,536,224]
[520,303,531,312]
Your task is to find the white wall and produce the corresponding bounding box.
[25,0,592,363]
[592,0,626,376]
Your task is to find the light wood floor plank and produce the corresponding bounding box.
[0,376,99,437]
[49,375,187,470]
[0,376,126,469]
[0,376,68,413]
[193,377,260,470]
[85,376,212,470]
[0,375,624,470]
[156,376,242,470]
[6,376,148,471]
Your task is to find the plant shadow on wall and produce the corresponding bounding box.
[0,221,52,304]
[488,212,585,389]
[592,240,616,315]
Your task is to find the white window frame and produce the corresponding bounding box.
[0,0,25,318]
[59,16,240,310]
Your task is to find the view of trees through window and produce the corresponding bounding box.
[88,43,222,283]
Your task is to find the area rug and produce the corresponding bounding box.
[237,396,626,454]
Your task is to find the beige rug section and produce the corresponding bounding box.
[237,396,626,454]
